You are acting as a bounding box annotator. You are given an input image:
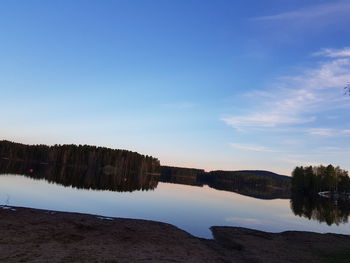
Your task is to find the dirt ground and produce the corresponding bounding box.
[0,206,349,263]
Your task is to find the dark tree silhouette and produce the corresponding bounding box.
[345,83,350,96]
[0,140,161,192]
[291,165,349,193]
[160,166,291,199]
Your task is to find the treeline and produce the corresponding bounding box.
[0,140,160,188]
[291,165,350,194]
[160,166,291,199]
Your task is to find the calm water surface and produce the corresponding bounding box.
[1,174,349,238]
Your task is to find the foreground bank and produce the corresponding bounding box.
[0,206,349,263]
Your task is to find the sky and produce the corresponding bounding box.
[1,0,350,175]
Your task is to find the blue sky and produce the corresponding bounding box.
[1,0,350,174]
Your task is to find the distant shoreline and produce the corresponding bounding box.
[1,205,349,263]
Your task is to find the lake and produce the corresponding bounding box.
[1,171,349,238]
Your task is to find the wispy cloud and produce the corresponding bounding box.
[313,47,350,58]
[254,1,350,22]
[307,128,335,137]
[222,48,350,131]
[230,143,280,153]
[307,128,350,137]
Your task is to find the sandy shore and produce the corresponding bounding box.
[0,206,349,263]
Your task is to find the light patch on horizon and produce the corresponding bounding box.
[230,143,280,153]
[278,148,350,167]
[225,217,265,226]
[278,157,321,167]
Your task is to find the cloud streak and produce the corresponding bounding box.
[222,48,350,131]
[314,47,350,58]
[307,128,350,137]
[230,143,280,153]
[254,1,350,22]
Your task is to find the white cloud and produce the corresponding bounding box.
[222,49,350,131]
[222,113,313,128]
[307,128,350,137]
[230,143,280,153]
[254,1,350,22]
[314,47,350,58]
[308,128,335,137]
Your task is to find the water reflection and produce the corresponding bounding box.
[0,159,159,192]
[2,157,350,229]
[0,159,350,237]
[160,166,291,199]
[0,140,160,192]
[0,159,292,199]
[290,192,350,225]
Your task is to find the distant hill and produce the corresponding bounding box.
[160,166,291,199]
[231,170,291,181]
[161,166,290,181]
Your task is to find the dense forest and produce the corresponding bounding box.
[160,166,291,199]
[291,165,350,194]
[0,140,160,192]
[0,140,160,175]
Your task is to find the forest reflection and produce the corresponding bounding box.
[2,140,350,227]
[159,166,291,199]
[0,159,292,198]
[1,159,350,226]
[0,140,160,192]
[290,192,350,226]
[0,160,159,192]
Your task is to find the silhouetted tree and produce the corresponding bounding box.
[291,165,349,193]
[0,140,160,192]
[160,167,291,199]
[345,83,350,96]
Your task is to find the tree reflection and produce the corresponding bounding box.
[160,166,291,199]
[290,192,350,225]
[0,159,159,192]
[0,140,160,192]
